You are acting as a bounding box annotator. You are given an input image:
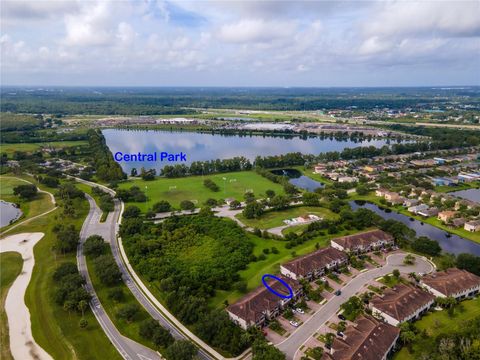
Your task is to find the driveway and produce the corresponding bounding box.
[276,253,434,359]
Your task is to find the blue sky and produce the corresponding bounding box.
[1,0,479,86]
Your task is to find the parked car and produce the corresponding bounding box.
[296,308,305,314]
[325,344,331,350]
[337,331,345,337]
[321,277,327,282]
[335,290,342,296]
[289,320,299,327]
[338,314,346,320]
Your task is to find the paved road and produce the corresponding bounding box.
[277,253,434,359]
[78,194,159,360]
[73,177,215,360]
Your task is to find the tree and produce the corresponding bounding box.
[152,200,172,213]
[116,304,140,323]
[203,179,220,192]
[54,224,80,254]
[252,338,285,360]
[302,192,319,206]
[93,255,122,286]
[108,288,125,302]
[84,235,106,257]
[78,300,88,317]
[130,168,138,177]
[392,269,400,279]
[265,189,275,198]
[229,200,241,210]
[309,347,324,360]
[242,202,264,219]
[411,237,441,257]
[456,253,480,276]
[164,340,197,360]
[13,184,37,200]
[269,195,290,210]
[123,205,141,219]
[403,254,416,265]
[79,318,88,329]
[53,262,78,281]
[180,200,195,211]
[139,319,174,348]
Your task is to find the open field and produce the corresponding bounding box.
[1,176,121,360]
[118,170,285,211]
[0,141,88,156]
[394,297,480,360]
[0,252,23,360]
[236,206,338,229]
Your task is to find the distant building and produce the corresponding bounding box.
[322,315,399,360]
[420,268,480,300]
[403,198,419,207]
[338,176,358,183]
[280,246,348,281]
[408,204,429,214]
[464,220,480,232]
[331,229,394,254]
[451,217,466,228]
[370,283,435,326]
[226,276,302,330]
[417,207,439,217]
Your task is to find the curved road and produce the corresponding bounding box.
[277,253,434,359]
[78,194,159,360]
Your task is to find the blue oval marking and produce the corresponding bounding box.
[262,274,294,299]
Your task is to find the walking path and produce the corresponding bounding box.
[0,233,53,360]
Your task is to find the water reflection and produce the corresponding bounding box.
[271,169,324,191]
[0,200,22,227]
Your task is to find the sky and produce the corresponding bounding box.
[1,0,479,87]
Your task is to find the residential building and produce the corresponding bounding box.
[417,207,439,217]
[451,217,466,228]
[338,176,358,183]
[438,211,457,223]
[323,315,399,360]
[421,268,480,300]
[280,246,348,281]
[370,283,435,326]
[330,229,394,254]
[375,188,389,197]
[403,198,419,207]
[226,276,302,330]
[408,204,429,214]
[464,220,480,232]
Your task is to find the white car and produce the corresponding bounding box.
[289,320,299,327]
[296,308,305,314]
[321,277,327,282]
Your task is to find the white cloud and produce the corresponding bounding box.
[217,18,297,43]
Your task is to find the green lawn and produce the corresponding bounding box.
[1,175,121,360]
[0,252,23,360]
[0,141,88,156]
[394,297,480,360]
[0,176,55,231]
[236,206,339,229]
[118,170,285,212]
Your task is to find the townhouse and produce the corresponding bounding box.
[322,315,399,360]
[369,283,435,326]
[226,275,302,330]
[280,246,348,281]
[330,229,395,254]
[420,268,480,300]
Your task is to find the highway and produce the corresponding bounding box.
[74,177,216,360]
[77,194,159,360]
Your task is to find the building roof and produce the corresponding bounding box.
[281,247,347,277]
[328,315,400,360]
[226,276,300,325]
[331,230,394,251]
[370,283,434,322]
[422,268,480,297]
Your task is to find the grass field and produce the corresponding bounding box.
[118,170,285,212]
[1,175,121,360]
[0,176,55,231]
[235,206,338,229]
[86,253,157,351]
[0,252,23,360]
[0,141,88,156]
[394,297,480,360]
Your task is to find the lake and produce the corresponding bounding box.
[271,169,324,191]
[350,201,480,256]
[449,188,480,203]
[103,129,398,173]
[0,200,22,227]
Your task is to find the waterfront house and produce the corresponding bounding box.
[403,198,419,207]
[451,218,466,228]
[417,207,439,217]
[438,211,457,223]
[464,220,480,232]
[331,229,394,254]
[408,204,429,214]
[420,268,480,300]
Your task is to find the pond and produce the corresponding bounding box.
[103,129,399,173]
[0,200,22,227]
[270,169,324,191]
[449,188,480,203]
[350,201,480,256]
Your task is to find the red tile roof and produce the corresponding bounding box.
[226,275,300,325]
[281,246,347,278]
[422,268,480,297]
[332,229,394,251]
[370,283,434,322]
[329,315,399,360]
